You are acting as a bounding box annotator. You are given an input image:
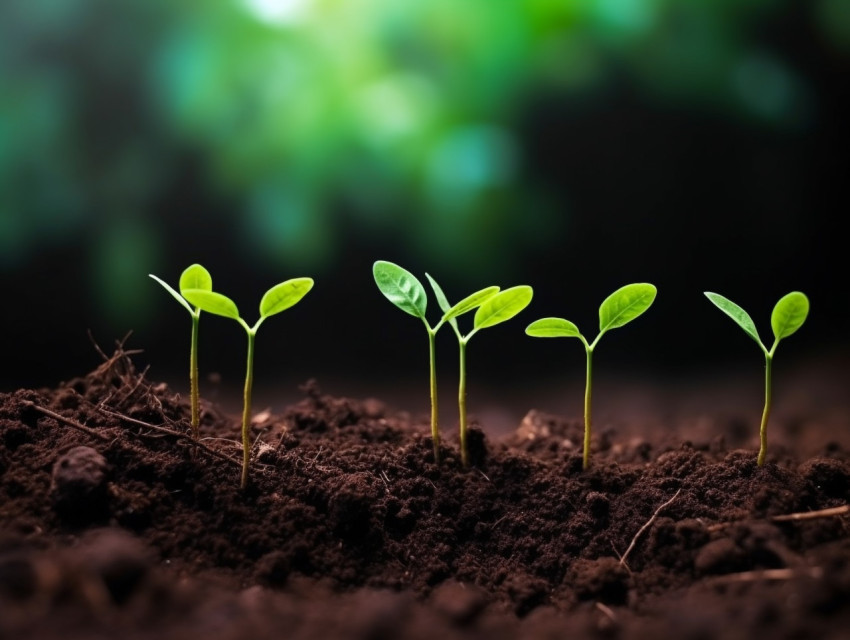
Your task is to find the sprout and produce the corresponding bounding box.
[149,264,213,439]
[373,260,497,463]
[526,284,657,470]
[434,282,533,467]
[704,291,809,466]
[183,278,314,488]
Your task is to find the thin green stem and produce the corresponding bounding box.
[758,353,773,467]
[427,330,441,464]
[189,312,200,439]
[241,331,256,489]
[458,339,468,467]
[583,346,593,470]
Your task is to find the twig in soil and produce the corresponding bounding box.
[110,364,150,406]
[87,330,143,364]
[707,567,823,585]
[771,505,849,522]
[595,602,617,623]
[378,469,391,492]
[619,489,682,567]
[96,406,240,468]
[87,329,111,362]
[24,402,112,442]
[707,504,849,532]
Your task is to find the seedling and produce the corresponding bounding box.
[149,264,213,439]
[433,281,533,467]
[526,284,657,470]
[704,291,809,466]
[183,278,314,488]
[372,260,499,463]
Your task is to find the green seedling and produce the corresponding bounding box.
[372,260,499,463]
[183,278,314,488]
[149,264,213,439]
[704,291,809,466]
[432,281,533,467]
[526,283,657,470]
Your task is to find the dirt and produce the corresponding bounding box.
[1,348,849,639]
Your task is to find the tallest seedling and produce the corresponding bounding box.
[526,284,657,470]
[183,278,314,488]
[704,291,809,466]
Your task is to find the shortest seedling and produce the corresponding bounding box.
[183,278,314,488]
[526,284,657,470]
[704,291,809,466]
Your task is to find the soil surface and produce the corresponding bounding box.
[2,348,849,639]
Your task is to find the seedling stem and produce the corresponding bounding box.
[458,339,469,466]
[583,339,593,470]
[760,353,772,467]
[427,329,440,458]
[241,327,256,489]
[190,313,200,435]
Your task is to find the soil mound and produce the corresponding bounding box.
[1,349,849,638]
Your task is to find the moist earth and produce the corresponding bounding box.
[1,349,849,639]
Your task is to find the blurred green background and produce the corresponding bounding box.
[1,0,848,393]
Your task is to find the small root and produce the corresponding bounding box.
[707,504,850,532]
[619,489,682,568]
[708,567,823,585]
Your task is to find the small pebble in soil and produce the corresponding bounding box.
[50,445,110,524]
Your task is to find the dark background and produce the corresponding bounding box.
[1,0,847,410]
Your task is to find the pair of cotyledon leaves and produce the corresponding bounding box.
[373,261,533,333]
[704,291,809,351]
[149,263,214,317]
[151,263,314,328]
[526,283,657,343]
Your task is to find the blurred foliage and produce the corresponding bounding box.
[0,0,847,325]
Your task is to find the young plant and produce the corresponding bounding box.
[704,291,809,466]
[526,283,657,470]
[183,278,314,488]
[149,264,213,439]
[431,281,533,468]
[372,260,499,463]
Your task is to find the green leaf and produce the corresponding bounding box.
[425,273,457,332]
[149,274,193,314]
[599,283,657,333]
[182,289,241,320]
[373,260,427,319]
[179,264,212,294]
[526,317,583,339]
[473,286,533,330]
[704,292,762,345]
[260,278,314,318]
[771,291,809,341]
[443,286,500,322]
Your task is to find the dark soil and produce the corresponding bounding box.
[2,348,849,639]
